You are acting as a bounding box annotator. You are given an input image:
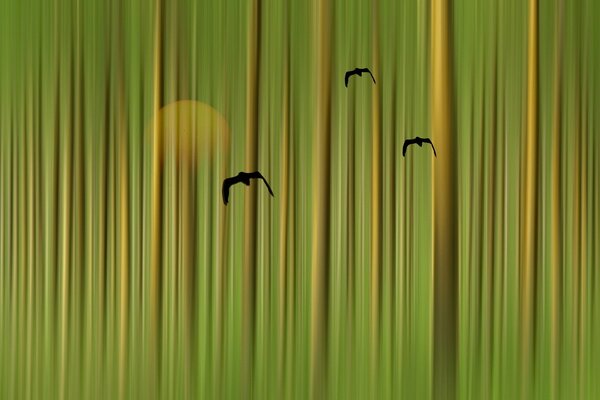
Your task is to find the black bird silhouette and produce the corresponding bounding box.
[402,136,437,157]
[344,67,376,87]
[222,171,274,205]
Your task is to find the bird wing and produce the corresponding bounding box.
[344,70,353,87]
[248,171,274,197]
[402,138,417,157]
[222,176,241,205]
[422,138,437,157]
[222,177,231,205]
[248,171,265,181]
[260,177,274,197]
[365,69,376,84]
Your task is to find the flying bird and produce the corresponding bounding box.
[344,67,376,87]
[222,171,274,205]
[402,136,437,157]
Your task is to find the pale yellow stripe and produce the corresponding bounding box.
[243,0,260,394]
[370,0,382,382]
[277,14,290,393]
[310,0,332,397]
[149,0,163,397]
[431,0,458,397]
[521,0,538,395]
[550,1,564,397]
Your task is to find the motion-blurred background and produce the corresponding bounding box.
[0,0,598,399]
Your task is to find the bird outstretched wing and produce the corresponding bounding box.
[248,171,275,197]
[222,176,238,205]
[422,138,437,157]
[344,70,354,87]
[364,68,376,84]
[402,138,417,157]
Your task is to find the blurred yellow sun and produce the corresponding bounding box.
[150,100,230,167]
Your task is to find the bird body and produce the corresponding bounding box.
[344,67,376,87]
[222,171,274,205]
[402,136,437,157]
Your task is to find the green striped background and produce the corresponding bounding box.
[0,0,598,399]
